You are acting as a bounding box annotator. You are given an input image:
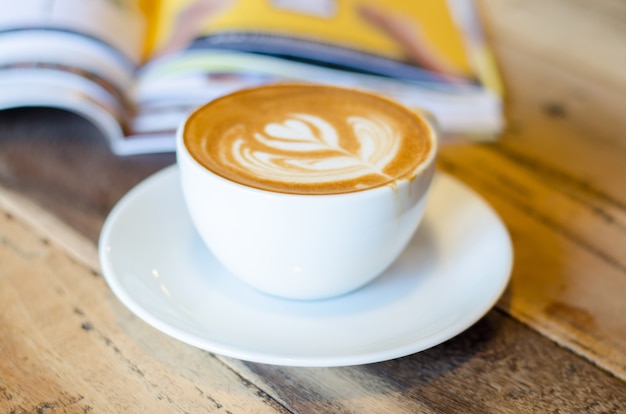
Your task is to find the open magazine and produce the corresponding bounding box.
[0,0,503,156]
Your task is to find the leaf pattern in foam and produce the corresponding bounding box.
[349,116,400,170]
[230,113,399,184]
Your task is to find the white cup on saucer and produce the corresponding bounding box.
[177,84,438,300]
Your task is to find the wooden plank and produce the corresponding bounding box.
[443,0,626,380]
[1,190,624,413]
[488,34,626,202]
[480,0,626,95]
[0,209,288,413]
[222,311,626,413]
[439,144,626,381]
[0,185,99,272]
[0,107,175,242]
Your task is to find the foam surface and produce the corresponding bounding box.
[184,84,433,194]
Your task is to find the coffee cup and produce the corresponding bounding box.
[177,84,438,300]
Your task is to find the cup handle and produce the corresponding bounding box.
[412,107,438,128]
[411,107,441,147]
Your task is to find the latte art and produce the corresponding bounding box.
[228,113,400,186]
[184,84,434,195]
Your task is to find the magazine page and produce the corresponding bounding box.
[0,0,149,150]
[149,0,473,80]
[125,0,503,155]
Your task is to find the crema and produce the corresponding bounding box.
[183,84,434,195]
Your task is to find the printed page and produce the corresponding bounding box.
[0,0,147,63]
[145,0,474,83]
[0,0,150,149]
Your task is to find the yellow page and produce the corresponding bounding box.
[144,0,473,77]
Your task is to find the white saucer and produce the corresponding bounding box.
[99,165,512,367]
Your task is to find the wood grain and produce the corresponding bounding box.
[1,197,624,413]
[224,316,625,414]
[480,0,626,95]
[439,144,626,380]
[0,207,287,413]
[470,0,626,380]
[0,107,175,242]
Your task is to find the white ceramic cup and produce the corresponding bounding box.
[177,93,438,300]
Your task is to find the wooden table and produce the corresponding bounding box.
[1,0,625,412]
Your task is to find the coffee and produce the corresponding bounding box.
[183,84,434,195]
